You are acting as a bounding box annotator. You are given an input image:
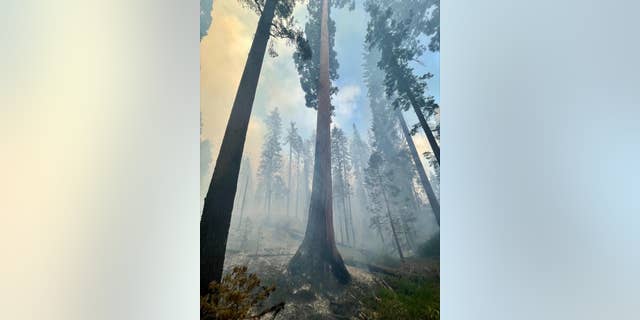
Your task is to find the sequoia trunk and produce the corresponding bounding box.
[288,0,350,285]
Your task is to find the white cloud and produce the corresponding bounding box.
[334,84,361,119]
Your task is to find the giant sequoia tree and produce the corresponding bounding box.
[288,0,355,285]
[201,0,311,294]
[365,1,440,163]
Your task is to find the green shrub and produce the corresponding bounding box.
[367,277,439,320]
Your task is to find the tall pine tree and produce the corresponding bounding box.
[258,108,284,218]
[365,1,440,163]
[331,127,354,246]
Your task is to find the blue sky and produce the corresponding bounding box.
[332,3,439,138]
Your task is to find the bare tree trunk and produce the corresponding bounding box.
[296,153,302,217]
[408,186,421,240]
[236,171,250,228]
[267,188,272,218]
[347,200,355,246]
[288,0,350,285]
[397,110,440,225]
[399,79,440,163]
[337,173,350,245]
[401,218,416,250]
[357,178,368,245]
[377,172,405,261]
[287,142,292,216]
[335,198,344,243]
[263,187,269,211]
[342,192,350,245]
[342,165,355,246]
[376,222,386,248]
[200,0,277,295]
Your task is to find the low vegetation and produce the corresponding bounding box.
[418,231,440,258]
[364,276,439,320]
[201,266,284,320]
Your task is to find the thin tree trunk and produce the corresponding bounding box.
[200,0,277,295]
[342,194,349,244]
[347,200,355,246]
[303,159,310,216]
[399,79,440,163]
[357,178,368,245]
[335,197,344,243]
[338,172,350,245]
[334,156,348,244]
[408,186,421,240]
[267,188,272,217]
[237,171,250,228]
[376,222,386,248]
[397,110,440,225]
[341,164,352,245]
[289,0,350,285]
[287,142,292,216]
[263,187,269,211]
[342,165,355,246]
[295,154,301,217]
[378,173,405,261]
[402,218,415,250]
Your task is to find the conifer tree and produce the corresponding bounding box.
[363,44,428,255]
[331,127,355,246]
[398,110,440,225]
[365,152,405,260]
[292,131,304,216]
[349,124,370,243]
[258,108,284,217]
[285,122,300,216]
[365,1,440,163]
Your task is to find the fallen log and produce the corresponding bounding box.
[344,259,403,277]
[247,253,294,258]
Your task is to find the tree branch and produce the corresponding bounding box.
[253,0,263,14]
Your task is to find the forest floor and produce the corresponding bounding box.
[223,222,439,319]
